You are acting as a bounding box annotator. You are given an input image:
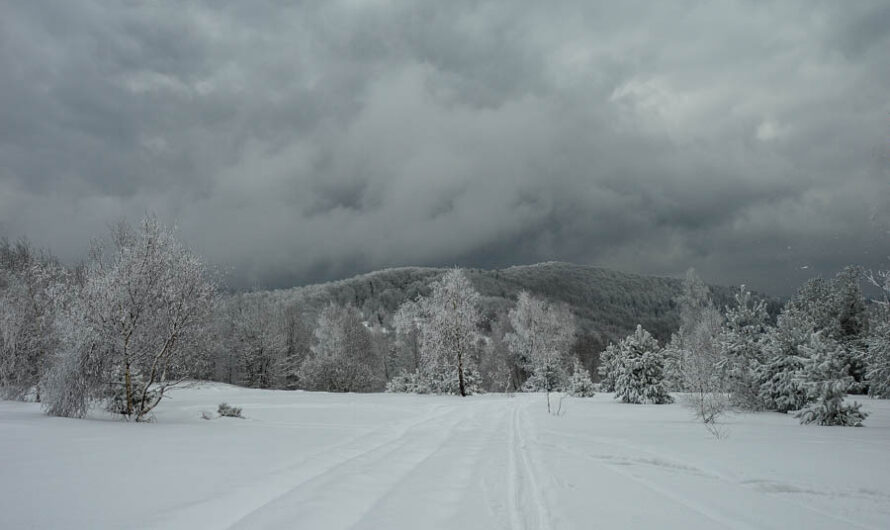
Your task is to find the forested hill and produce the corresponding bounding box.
[258,262,773,352]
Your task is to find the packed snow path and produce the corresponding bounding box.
[2,386,890,529]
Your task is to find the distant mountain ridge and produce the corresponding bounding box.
[253,262,778,357]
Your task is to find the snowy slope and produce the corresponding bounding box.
[2,385,889,529]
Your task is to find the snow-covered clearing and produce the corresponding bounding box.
[2,385,889,529]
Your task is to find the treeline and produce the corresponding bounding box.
[1,214,887,425]
[598,268,890,427]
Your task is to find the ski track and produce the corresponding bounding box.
[10,391,887,530]
[508,402,553,530]
[220,397,560,530]
[227,407,471,529]
[145,404,458,530]
[347,402,502,529]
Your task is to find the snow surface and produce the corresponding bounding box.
[2,385,889,529]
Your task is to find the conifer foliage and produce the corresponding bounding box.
[612,325,673,405]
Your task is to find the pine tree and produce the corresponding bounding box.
[756,309,813,413]
[720,285,771,410]
[864,267,890,397]
[613,325,673,404]
[794,332,868,426]
[789,269,870,392]
[596,343,619,392]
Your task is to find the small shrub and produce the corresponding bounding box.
[218,402,243,418]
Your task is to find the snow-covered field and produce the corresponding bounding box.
[2,385,889,529]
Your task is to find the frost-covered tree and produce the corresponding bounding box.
[758,275,869,418]
[416,269,482,396]
[866,316,890,398]
[790,269,870,391]
[278,304,312,389]
[865,268,890,397]
[719,286,771,410]
[678,268,713,331]
[794,332,868,426]
[506,291,576,394]
[0,240,69,401]
[225,295,286,389]
[480,312,513,392]
[756,308,815,413]
[613,325,673,404]
[299,303,382,392]
[392,299,423,376]
[678,306,727,424]
[568,360,595,397]
[664,269,714,391]
[597,343,620,392]
[41,215,217,421]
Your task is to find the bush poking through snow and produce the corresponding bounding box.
[218,402,243,418]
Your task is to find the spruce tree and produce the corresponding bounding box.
[720,286,771,410]
[613,325,673,404]
[794,332,867,426]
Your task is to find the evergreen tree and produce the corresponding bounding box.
[613,325,673,404]
[720,285,771,410]
[756,309,813,413]
[789,269,870,392]
[865,318,890,398]
[596,343,620,392]
[865,268,890,397]
[794,332,868,426]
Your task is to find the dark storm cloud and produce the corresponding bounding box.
[1,0,888,295]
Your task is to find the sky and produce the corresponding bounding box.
[1,1,888,295]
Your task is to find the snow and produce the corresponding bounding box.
[2,385,889,529]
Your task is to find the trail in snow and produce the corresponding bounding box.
[1,387,889,530]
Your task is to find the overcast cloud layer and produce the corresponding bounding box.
[1,1,888,294]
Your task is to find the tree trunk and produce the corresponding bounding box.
[124,358,133,416]
[458,351,466,397]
